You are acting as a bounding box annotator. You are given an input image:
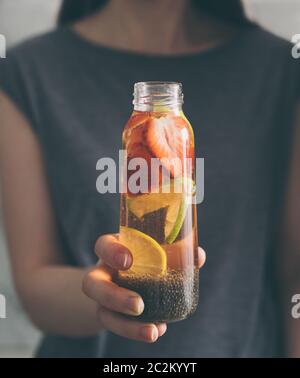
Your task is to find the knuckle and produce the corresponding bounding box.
[94,235,105,256]
[95,235,115,262]
[101,288,116,309]
[82,270,95,296]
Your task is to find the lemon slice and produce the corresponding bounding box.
[153,105,170,113]
[119,227,167,276]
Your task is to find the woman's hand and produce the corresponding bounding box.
[83,234,206,343]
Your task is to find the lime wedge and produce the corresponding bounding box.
[165,196,188,244]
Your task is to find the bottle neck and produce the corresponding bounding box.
[133,82,183,112]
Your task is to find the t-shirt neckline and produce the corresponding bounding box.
[62,24,255,62]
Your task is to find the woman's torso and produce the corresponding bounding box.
[0,25,299,357]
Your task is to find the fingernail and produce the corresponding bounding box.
[140,326,158,342]
[126,296,144,315]
[114,251,128,269]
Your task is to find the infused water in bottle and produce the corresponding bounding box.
[118,82,199,323]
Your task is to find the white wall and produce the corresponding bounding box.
[0,0,61,45]
[0,0,299,46]
[0,0,299,358]
[245,0,300,39]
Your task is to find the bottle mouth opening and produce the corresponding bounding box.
[134,81,182,89]
[133,81,184,110]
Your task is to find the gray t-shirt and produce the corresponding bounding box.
[0,25,299,358]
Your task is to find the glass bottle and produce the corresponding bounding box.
[117,82,199,323]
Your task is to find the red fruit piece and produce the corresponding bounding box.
[125,112,149,132]
[126,139,152,195]
[126,141,166,195]
[145,117,190,177]
[123,113,149,147]
[126,124,146,154]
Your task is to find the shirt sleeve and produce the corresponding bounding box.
[0,50,37,130]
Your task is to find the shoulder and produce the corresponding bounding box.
[0,27,80,99]
[0,28,69,96]
[244,26,300,95]
[0,28,71,129]
[245,25,294,58]
[5,28,70,67]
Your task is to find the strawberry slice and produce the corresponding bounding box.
[126,124,145,153]
[125,112,149,132]
[145,116,191,177]
[123,113,149,147]
[127,148,154,196]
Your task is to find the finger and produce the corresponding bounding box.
[156,323,168,337]
[82,266,144,316]
[95,234,132,270]
[97,306,166,343]
[196,247,206,269]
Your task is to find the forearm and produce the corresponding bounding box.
[18,265,102,337]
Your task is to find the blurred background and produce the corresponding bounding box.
[0,0,299,358]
